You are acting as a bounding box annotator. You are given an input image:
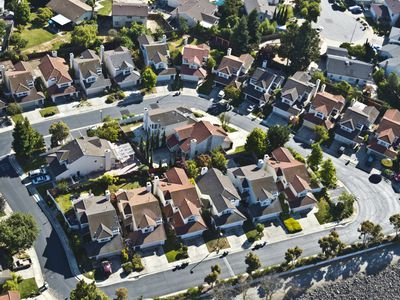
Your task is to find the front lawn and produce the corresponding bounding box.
[11,114,24,124]
[18,278,39,298]
[55,193,72,213]
[98,0,112,16]
[242,220,258,242]
[197,77,214,96]
[282,217,302,233]
[222,124,238,133]
[233,145,245,154]
[39,106,59,118]
[163,237,188,263]
[203,230,230,253]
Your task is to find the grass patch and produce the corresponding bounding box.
[197,77,214,96]
[203,230,230,253]
[163,238,188,263]
[281,216,302,233]
[98,0,112,15]
[39,106,59,118]
[55,193,72,213]
[169,36,198,52]
[18,278,39,298]
[20,27,55,49]
[222,125,237,133]
[108,181,140,193]
[233,145,245,154]
[193,111,204,118]
[11,114,24,123]
[242,220,258,242]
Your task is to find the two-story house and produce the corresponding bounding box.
[302,88,345,130]
[266,147,320,213]
[243,64,285,107]
[368,109,400,159]
[170,0,219,28]
[112,0,149,28]
[196,168,246,229]
[244,0,277,21]
[47,0,93,25]
[103,46,141,89]
[228,157,282,222]
[213,48,254,87]
[334,101,379,147]
[115,186,166,250]
[180,43,210,83]
[153,168,207,239]
[272,71,319,120]
[2,61,45,111]
[166,120,231,159]
[72,192,123,260]
[71,49,111,97]
[138,34,177,82]
[38,52,78,103]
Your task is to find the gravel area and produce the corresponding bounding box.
[298,262,400,300]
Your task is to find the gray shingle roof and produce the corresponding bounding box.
[326,55,373,81]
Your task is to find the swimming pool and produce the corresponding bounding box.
[214,0,224,6]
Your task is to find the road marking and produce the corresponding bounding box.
[223,257,235,277]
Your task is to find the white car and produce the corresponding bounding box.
[32,175,51,185]
[316,26,324,32]
[28,167,47,178]
[218,90,225,99]
[247,105,255,113]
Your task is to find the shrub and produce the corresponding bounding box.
[121,248,129,263]
[116,91,126,99]
[106,95,115,104]
[122,262,133,274]
[381,158,393,168]
[6,103,22,116]
[56,180,69,194]
[283,218,302,233]
[132,253,144,272]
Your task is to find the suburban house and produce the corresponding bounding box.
[138,34,176,81]
[114,187,166,250]
[143,106,197,137]
[180,43,210,83]
[371,4,390,23]
[213,48,254,87]
[0,291,20,300]
[371,0,400,25]
[72,192,123,260]
[379,43,400,76]
[44,137,134,180]
[266,147,320,213]
[196,168,246,229]
[153,168,207,239]
[170,0,219,28]
[112,0,148,28]
[71,49,111,97]
[228,158,282,222]
[368,109,400,159]
[166,120,231,159]
[334,101,379,147]
[103,46,141,89]
[325,45,349,57]
[47,0,92,25]
[272,71,319,120]
[38,52,78,102]
[326,54,374,86]
[243,64,285,107]
[243,0,277,21]
[1,61,45,111]
[302,89,346,130]
[389,27,400,45]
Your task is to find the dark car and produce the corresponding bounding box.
[207,103,227,116]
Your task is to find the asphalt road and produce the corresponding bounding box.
[0,94,399,298]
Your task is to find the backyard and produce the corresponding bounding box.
[97,0,112,16]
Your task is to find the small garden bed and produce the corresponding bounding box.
[54,193,72,213]
[18,278,39,298]
[280,214,302,233]
[39,106,59,118]
[203,230,230,253]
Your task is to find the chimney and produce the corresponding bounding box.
[320,84,326,93]
[257,159,264,169]
[189,139,197,159]
[51,51,57,58]
[100,45,105,63]
[200,167,208,176]
[262,60,267,69]
[314,79,321,97]
[69,53,74,69]
[146,181,152,192]
[105,190,111,200]
[153,176,160,191]
[263,154,269,164]
[162,34,167,43]
[227,48,232,56]
[104,149,112,171]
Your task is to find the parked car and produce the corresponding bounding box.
[218,90,225,99]
[316,26,324,32]
[28,167,47,178]
[102,261,112,276]
[32,175,51,185]
[349,5,362,13]
[338,146,346,155]
[12,258,32,271]
[247,105,255,113]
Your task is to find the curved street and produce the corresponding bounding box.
[0,94,399,298]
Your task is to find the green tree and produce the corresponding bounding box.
[245,128,267,158]
[9,33,28,50]
[232,16,250,54]
[319,159,337,188]
[358,220,384,246]
[115,287,128,300]
[2,273,22,292]
[314,125,329,144]
[94,120,120,142]
[185,160,199,178]
[255,223,264,239]
[266,125,290,152]
[70,280,109,300]
[279,21,320,72]
[36,7,53,26]
[318,230,344,258]
[49,121,70,147]
[141,67,157,90]
[390,214,400,238]
[306,2,320,23]
[211,264,221,275]
[204,271,219,287]
[128,22,148,41]
[0,20,7,38]
[218,0,242,26]
[224,85,241,103]
[14,0,30,25]
[245,252,261,273]
[206,56,216,70]
[307,143,323,171]
[0,212,39,254]
[196,154,212,168]
[284,246,302,266]
[248,9,261,44]
[178,17,189,34]
[12,118,45,161]
[6,103,22,116]
[211,149,228,171]
[71,24,99,49]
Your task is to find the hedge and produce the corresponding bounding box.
[283,218,302,233]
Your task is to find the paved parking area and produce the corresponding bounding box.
[225,227,247,250]
[141,249,169,272]
[294,126,317,145]
[185,238,210,261]
[296,207,323,234]
[263,221,287,243]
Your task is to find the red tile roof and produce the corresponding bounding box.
[182,44,210,65]
[376,109,400,143]
[311,92,345,116]
[39,54,72,84]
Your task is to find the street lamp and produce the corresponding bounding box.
[100,109,103,122]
